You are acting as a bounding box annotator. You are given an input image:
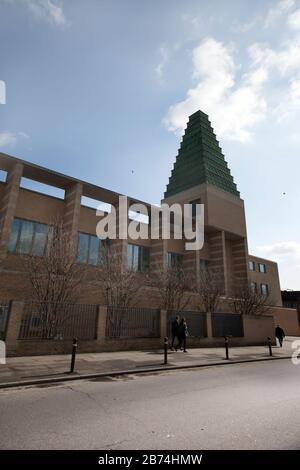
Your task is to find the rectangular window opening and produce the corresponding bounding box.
[81,196,112,213]
[20,177,65,199]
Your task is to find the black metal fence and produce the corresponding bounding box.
[106,306,160,338]
[18,302,98,340]
[167,311,207,338]
[212,313,244,337]
[0,303,9,340]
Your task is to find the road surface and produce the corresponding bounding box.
[0,360,299,449]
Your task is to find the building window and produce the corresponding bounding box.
[249,261,256,271]
[167,252,183,268]
[77,232,101,265]
[260,283,269,296]
[259,263,267,273]
[200,259,209,270]
[8,217,49,256]
[250,281,257,293]
[127,244,150,272]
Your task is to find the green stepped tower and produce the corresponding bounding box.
[164,110,240,198]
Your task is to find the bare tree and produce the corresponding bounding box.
[95,244,144,308]
[24,219,86,338]
[196,268,222,314]
[150,263,194,312]
[231,285,270,316]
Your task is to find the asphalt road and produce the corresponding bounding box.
[0,359,299,450]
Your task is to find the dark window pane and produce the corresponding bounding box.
[132,245,139,271]
[88,235,100,265]
[32,223,48,256]
[18,220,34,254]
[8,218,21,252]
[77,233,89,263]
[141,247,150,271]
[168,252,183,268]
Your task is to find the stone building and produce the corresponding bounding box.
[0,110,298,351]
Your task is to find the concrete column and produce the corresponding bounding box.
[113,202,128,272]
[96,306,107,341]
[160,309,167,340]
[221,230,229,297]
[207,231,226,295]
[206,312,213,338]
[0,162,23,260]
[232,237,249,291]
[63,182,83,249]
[5,300,24,354]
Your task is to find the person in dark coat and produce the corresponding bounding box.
[275,325,285,347]
[175,318,188,353]
[171,315,180,350]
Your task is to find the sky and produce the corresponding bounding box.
[0,0,300,289]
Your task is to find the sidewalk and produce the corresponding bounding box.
[0,337,296,388]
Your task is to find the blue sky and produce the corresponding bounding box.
[0,0,300,289]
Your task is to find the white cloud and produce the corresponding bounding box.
[26,0,67,27]
[264,0,295,28]
[4,0,68,27]
[288,8,300,29]
[163,37,268,142]
[257,242,300,289]
[0,131,30,148]
[257,241,300,259]
[155,45,169,83]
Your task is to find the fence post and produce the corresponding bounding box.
[5,300,24,355]
[164,336,168,365]
[96,306,108,343]
[206,312,213,338]
[267,337,272,357]
[70,337,78,373]
[225,336,229,360]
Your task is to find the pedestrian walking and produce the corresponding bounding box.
[175,317,188,353]
[170,315,180,351]
[275,325,285,347]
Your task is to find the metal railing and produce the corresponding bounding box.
[0,303,9,340]
[167,311,207,338]
[106,306,160,338]
[212,313,244,338]
[18,302,98,340]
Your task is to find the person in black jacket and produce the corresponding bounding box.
[275,325,285,347]
[170,315,180,351]
[175,318,188,353]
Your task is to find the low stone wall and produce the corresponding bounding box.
[4,301,283,356]
[265,306,299,336]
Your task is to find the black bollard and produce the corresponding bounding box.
[164,336,168,365]
[225,336,229,360]
[70,337,78,373]
[267,337,272,357]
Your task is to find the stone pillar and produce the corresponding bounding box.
[96,306,108,341]
[63,182,83,249]
[160,309,167,340]
[232,237,249,291]
[5,300,24,355]
[0,162,23,260]
[112,201,128,272]
[206,312,213,338]
[150,239,167,273]
[207,231,226,295]
[221,230,229,297]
